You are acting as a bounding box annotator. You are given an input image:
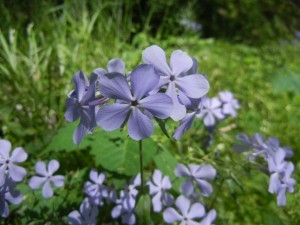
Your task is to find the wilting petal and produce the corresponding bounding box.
[10,147,27,163]
[181,180,194,196]
[29,176,47,189]
[65,98,80,122]
[176,75,209,99]
[166,82,186,121]
[42,180,53,198]
[127,108,153,140]
[170,50,193,76]
[8,164,26,182]
[73,121,89,145]
[96,103,130,131]
[131,64,160,100]
[0,139,11,159]
[200,209,217,225]
[173,112,196,140]
[107,58,125,73]
[194,165,216,180]
[73,71,87,102]
[47,159,59,175]
[176,195,190,217]
[35,161,48,176]
[163,207,183,223]
[51,175,64,187]
[99,72,132,101]
[139,93,173,119]
[195,179,213,197]
[0,201,9,218]
[188,203,205,219]
[142,45,172,76]
[175,164,190,177]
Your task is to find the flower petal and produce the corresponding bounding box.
[42,180,54,199]
[139,93,173,119]
[163,207,183,223]
[48,159,60,175]
[96,103,130,131]
[176,75,210,99]
[166,82,186,121]
[0,201,9,218]
[187,57,198,75]
[152,192,163,212]
[181,180,194,196]
[188,203,205,219]
[176,195,190,217]
[73,121,89,145]
[65,98,80,122]
[173,112,196,140]
[170,50,193,76]
[99,72,132,101]
[277,187,287,206]
[73,70,87,102]
[152,169,163,186]
[195,179,213,197]
[10,147,27,163]
[35,161,48,176]
[68,210,83,225]
[107,58,125,73]
[51,175,64,187]
[200,209,217,225]
[8,164,26,182]
[161,176,172,190]
[194,165,216,180]
[89,169,99,184]
[127,108,153,140]
[131,64,160,100]
[203,113,216,127]
[0,139,11,159]
[142,45,172,76]
[175,164,190,177]
[29,176,47,189]
[268,173,280,194]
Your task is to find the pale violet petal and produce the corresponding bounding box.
[42,180,54,198]
[176,195,190,217]
[175,164,191,177]
[194,165,216,180]
[35,161,48,176]
[107,58,125,73]
[166,82,186,121]
[10,147,27,163]
[173,112,196,140]
[29,176,47,189]
[0,139,11,159]
[73,71,87,102]
[48,159,60,175]
[73,121,88,145]
[51,175,64,187]
[65,98,80,122]
[188,203,205,219]
[163,207,183,223]
[8,164,26,182]
[176,75,210,99]
[170,50,193,76]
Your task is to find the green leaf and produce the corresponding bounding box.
[153,147,178,179]
[135,194,151,225]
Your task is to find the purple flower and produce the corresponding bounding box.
[142,45,209,120]
[198,97,225,127]
[29,160,64,199]
[163,195,205,224]
[175,164,216,197]
[93,58,126,77]
[84,169,108,206]
[96,64,173,140]
[0,139,27,186]
[147,169,174,212]
[276,162,296,206]
[267,149,287,194]
[265,137,294,158]
[68,198,99,225]
[0,178,22,218]
[65,71,97,145]
[200,209,217,225]
[219,91,240,117]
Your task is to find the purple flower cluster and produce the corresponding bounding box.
[29,160,65,199]
[0,139,26,218]
[235,133,295,206]
[65,45,211,144]
[146,165,217,225]
[174,90,240,140]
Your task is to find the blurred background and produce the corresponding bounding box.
[0,0,300,224]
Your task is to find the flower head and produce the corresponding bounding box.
[65,71,97,145]
[198,97,225,127]
[163,195,205,225]
[0,139,27,186]
[219,91,240,117]
[29,160,64,198]
[175,164,216,197]
[68,198,99,225]
[97,64,173,140]
[147,169,174,212]
[142,45,209,120]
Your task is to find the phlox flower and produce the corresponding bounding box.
[147,169,174,212]
[68,198,99,225]
[175,164,216,197]
[0,139,27,186]
[84,169,108,206]
[142,45,209,120]
[198,97,225,127]
[96,64,173,140]
[65,71,97,145]
[93,58,126,78]
[219,91,240,117]
[29,160,64,198]
[163,195,205,225]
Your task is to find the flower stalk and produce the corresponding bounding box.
[139,140,144,195]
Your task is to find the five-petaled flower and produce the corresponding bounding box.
[29,160,64,198]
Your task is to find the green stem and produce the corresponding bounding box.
[139,140,144,195]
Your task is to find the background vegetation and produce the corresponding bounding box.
[0,0,299,224]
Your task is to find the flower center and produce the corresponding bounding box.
[131,100,139,106]
[170,75,176,81]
